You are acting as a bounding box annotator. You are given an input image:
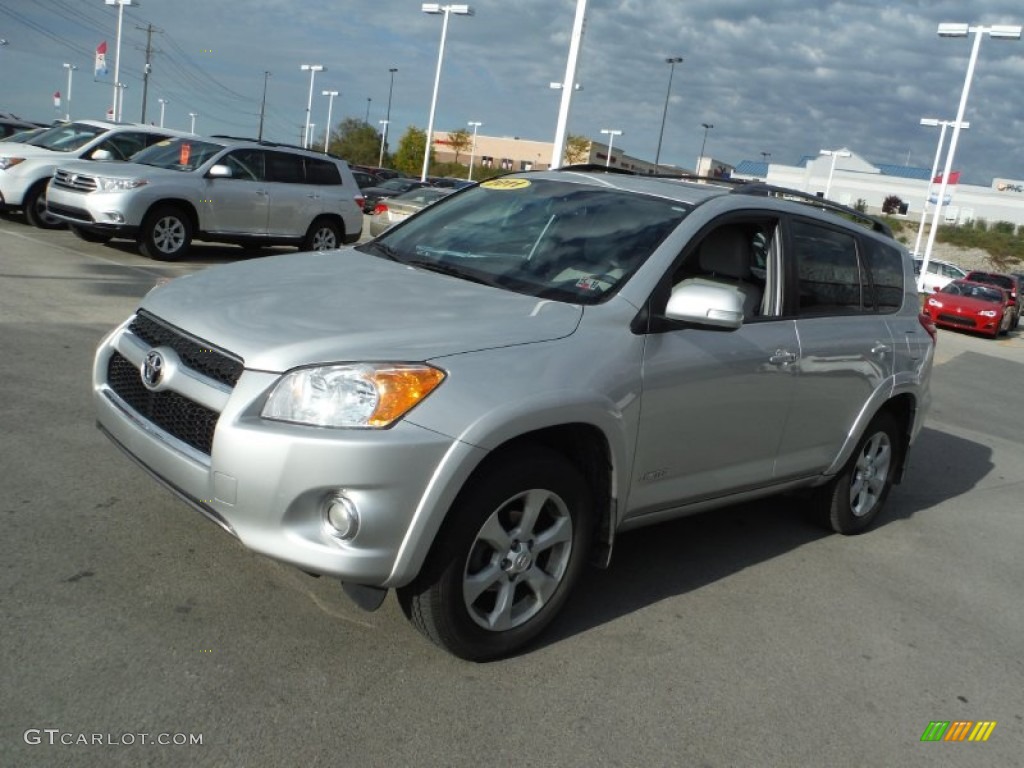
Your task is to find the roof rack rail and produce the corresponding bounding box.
[207,134,351,162]
[733,182,893,237]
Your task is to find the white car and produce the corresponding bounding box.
[913,257,967,293]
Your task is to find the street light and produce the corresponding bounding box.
[365,97,372,124]
[157,97,168,128]
[919,22,1022,289]
[62,63,77,122]
[819,148,851,199]
[421,4,474,181]
[188,111,197,134]
[379,67,397,166]
[258,71,270,141]
[697,122,713,175]
[550,0,587,169]
[322,89,339,153]
[911,117,969,258]
[301,64,325,149]
[600,128,622,167]
[105,0,135,121]
[654,56,683,174]
[761,151,771,162]
[467,120,482,180]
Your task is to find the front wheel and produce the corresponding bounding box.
[138,205,192,261]
[301,217,342,251]
[398,446,593,661]
[23,181,64,229]
[810,412,899,535]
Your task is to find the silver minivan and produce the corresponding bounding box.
[47,135,364,259]
[93,170,934,659]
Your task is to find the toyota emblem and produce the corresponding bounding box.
[141,350,165,390]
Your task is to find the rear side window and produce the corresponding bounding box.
[266,151,305,184]
[862,239,905,312]
[306,158,342,186]
[791,219,863,315]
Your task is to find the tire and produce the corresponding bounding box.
[397,445,593,661]
[302,217,342,251]
[810,412,899,535]
[70,225,112,244]
[23,181,64,229]
[138,205,192,261]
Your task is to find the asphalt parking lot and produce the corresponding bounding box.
[2,214,1023,767]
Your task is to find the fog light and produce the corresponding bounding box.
[323,493,359,540]
[103,211,125,223]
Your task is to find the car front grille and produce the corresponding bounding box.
[128,311,244,388]
[107,352,218,455]
[936,313,976,328]
[52,168,98,192]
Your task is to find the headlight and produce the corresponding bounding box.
[978,310,998,317]
[262,363,446,428]
[927,298,942,308]
[0,157,25,170]
[97,176,148,191]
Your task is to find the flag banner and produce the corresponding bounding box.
[53,91,61,108]
[929,170,960,205]
[932,171,961,185]
[95,41,108,77]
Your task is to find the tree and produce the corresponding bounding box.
[329,117,381,166]
[392,126,426,176]
[563,134,591,165]
[445,128,472,165]
[882,194,905,215]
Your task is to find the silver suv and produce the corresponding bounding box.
[47,135,364,259]
[0,120,182,228]
[93,170,934,660]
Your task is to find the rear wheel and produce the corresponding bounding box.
[23,181,64,229]
[138,205,192,261]
[810,412,899,534]
[397,446,592,661]
[301,217,342,251]
[70,225,112,244]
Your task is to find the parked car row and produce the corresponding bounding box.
[0,119,365,260]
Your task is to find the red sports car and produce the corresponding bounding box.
[924,279,1012,339]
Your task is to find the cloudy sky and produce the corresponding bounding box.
[3,0,1023,184]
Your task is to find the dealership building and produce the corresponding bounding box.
[433,132,1024,227]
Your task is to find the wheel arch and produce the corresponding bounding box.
[143,199,199,232]
[823,391,918,486]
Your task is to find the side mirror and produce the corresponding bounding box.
[207,164,231,178]
[665,279,745,330]
[90,148,114,161]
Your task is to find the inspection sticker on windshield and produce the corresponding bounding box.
[576,277,602,291]
[481,178,531,190]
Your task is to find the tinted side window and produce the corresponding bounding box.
[791,219,863,315]
[266,151,304,184]
[306,158,342,185]
[97,131,152,160]
[862,239,904,312]
[222,148,266,181]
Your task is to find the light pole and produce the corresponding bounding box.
[912,117,969,258]
[381,67,397,165]
[62,63,77,122]
[307,123,316,148]
[189,111,197,134]
[467,120,482,180]
[105,0,134,122]
[322,90,339,153]
[761,151,771,163]
[697,122,713,175]
[300,63,325,149]
[919,22,1022,288]
[819,148,851,199]
[550,0,587,169]
[157,97,167,128]
[421,4,474,182]
[378,120,389,167]
[654,56,682,173]
[600,129,622,167]
[258,70,270,141]
[365,97,372,124]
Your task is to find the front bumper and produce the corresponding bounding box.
[93,322,476,587]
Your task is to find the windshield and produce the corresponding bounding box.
[24,122,105,152]
[357,176,690,305]
[131,137,225,171]
[944,281,1004,303]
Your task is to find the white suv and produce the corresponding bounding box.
[0,120,183,228]
[47,135,364,259]
[913,257,967,293]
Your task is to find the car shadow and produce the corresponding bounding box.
[539,424,993,650]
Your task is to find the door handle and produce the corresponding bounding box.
[871,343,890,357]
[769,349,797,366]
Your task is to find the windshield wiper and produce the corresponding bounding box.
[360,240,402,261]
[405,259,499,288]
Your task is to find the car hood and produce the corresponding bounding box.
[139,248,583,372]
[934,294,1005,312]
[0,143,62,159]
[55,159,191,180]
